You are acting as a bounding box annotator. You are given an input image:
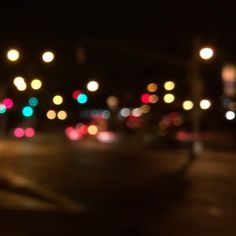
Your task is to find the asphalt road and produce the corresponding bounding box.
[0,136,235,235]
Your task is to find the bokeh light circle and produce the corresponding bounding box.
[25,128,35,138]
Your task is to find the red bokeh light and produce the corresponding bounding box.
[72,90,81,100]
[140,93,150,104]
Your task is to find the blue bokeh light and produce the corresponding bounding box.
[0,104,6,114]
[28,97,39,107]
[77,94,88,104]
[22,106,33,117]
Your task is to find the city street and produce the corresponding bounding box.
[0,2,235,236]
[0,136,235,235]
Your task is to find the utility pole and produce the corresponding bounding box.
[189,38,214,157]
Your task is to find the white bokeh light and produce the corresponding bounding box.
[199,47,214,60]
[200,99,211,110]
[87,81,99,92]
[42,51,54,63]
[225,111,235,120]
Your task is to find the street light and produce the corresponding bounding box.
[189,41,214,157]
[200,99,211,110]
[87,80,99,92]
[7,49,20,62]
[42,51,54,63]
[199,47,214,60]
[225,111,235,120]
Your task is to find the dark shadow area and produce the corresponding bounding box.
[0,148,194,235]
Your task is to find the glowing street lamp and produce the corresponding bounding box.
[87,80,99,92]
[7,49,20,62]
[189,41,215,157]
[42,51,54,63]
[225,111,235,120]
[199,47,214,60]
[200,99,211,110]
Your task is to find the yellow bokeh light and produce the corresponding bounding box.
[42,51,54,63]
[149,95,159,104]
[57,110,67,120]
[199,47,214,60]
[46,110,56,120]
[16,83,27,91]
[147,83,157,93]
[164,94,175,103]
[88,125,98,135]
[183,100,194,110]
[53,95,63,105]
[87,80,99,92]
[140,105,150,114]
[31,79,42,90]
[7,49,20,62]
[13,76,25,87]
[200,99,211,110]
[164,81,175,91]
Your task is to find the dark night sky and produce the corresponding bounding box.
[1,1,236,112]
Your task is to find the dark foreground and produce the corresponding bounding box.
[0,136,235,235]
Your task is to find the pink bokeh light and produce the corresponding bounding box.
[3,98,14,109]
[25,128,35,138]
[14,128,24,138]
